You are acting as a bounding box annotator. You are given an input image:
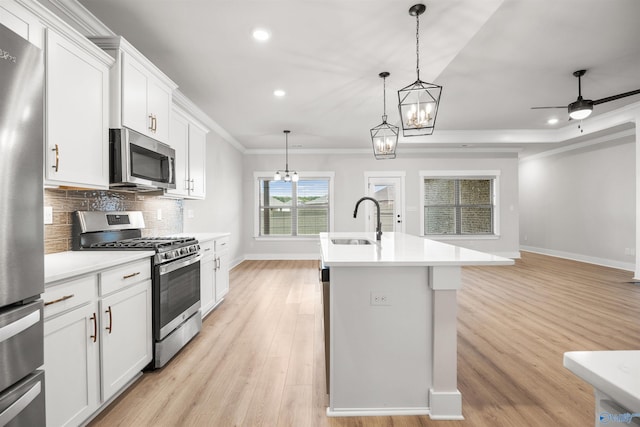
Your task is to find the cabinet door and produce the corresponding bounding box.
[44,303,99,427]
[121,54,149,136]
[166,111,190,197]
[100,280,152,401]
[147,79,171,143]
[214,252,230,302]
[188,124,207,199]
[200,256,215,317]
[45,29,109,189]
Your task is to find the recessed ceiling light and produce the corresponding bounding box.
[273,89,286,97]
[547,118,559,125]
[252,28,271,42]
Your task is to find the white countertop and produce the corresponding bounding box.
[564,350,640,412]
[170,232,230,243]
[45,251,155,284]
[319,232,514,267]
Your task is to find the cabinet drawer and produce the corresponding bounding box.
[100,258,151,296]
[44,275,97,319]
[200,241,215,261]
[215,236,230,253]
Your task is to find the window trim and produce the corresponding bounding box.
[419,170,501,238]
[254,171,335,239]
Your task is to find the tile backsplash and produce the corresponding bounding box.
[44,189,183,254]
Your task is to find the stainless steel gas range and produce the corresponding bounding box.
[72,211,201,368]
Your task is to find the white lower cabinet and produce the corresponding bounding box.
[200,236,230,319]
[44,258,152,427]
[44,301,99,427]
[214,237,230,302]
[200,240,216,317]
[100,280,152,401]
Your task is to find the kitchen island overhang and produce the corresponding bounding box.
[319,232,514,419]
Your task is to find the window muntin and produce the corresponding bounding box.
[423,178,495,235]
[258,178,330,236]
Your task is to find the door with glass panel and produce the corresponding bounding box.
[366,176,404,233]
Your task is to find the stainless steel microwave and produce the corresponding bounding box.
[110,128,176,191]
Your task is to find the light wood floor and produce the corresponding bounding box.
[90,252,640,427]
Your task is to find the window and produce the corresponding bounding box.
[420,171,499,236]
[255,173,333,238]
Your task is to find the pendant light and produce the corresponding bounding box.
[370,72,399,159]
[273,130,298,182]
[397,4,442,137]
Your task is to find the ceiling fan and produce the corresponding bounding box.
[531,69,640,120]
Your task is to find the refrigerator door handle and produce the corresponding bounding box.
[0,310,40,344]
[0,381,41,425]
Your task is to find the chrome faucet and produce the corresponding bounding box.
[353,196,382,241]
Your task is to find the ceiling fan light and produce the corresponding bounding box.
[568,101,593,120]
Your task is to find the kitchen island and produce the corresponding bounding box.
[319,231,513,419]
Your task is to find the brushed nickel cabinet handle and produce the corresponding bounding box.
[122,271,140,280]
[52,144,59,172]
[105,306,113,334]
[190,179,195,191]
[149,114,157,133]
[90,313,97,342]
[44,294,74,306]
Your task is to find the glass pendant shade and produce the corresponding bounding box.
[398,4,443,137]
[371,72,399,159]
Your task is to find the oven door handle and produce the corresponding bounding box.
[159,253,202,275]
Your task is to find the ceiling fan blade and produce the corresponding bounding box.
[531,106,566,109]
[593,89,640,105]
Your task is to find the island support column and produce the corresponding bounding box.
[429,266,464,420]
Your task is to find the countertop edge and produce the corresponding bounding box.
[45,251,155,285]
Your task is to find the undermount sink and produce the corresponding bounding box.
[331,238,374,245]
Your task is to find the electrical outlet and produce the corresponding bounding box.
[187,209,195,219]
[370,292,391,306]
[157,209,162,220]
[44,206,53,225]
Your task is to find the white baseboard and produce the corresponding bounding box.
[326,407,430,417]
[520,246,635,272]
[428,389,464,420]
[492,251,521,259]
[244,253,321,261]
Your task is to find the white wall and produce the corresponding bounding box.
[183,131,244,267]
[242,151,520,260]
[519,137,636,271]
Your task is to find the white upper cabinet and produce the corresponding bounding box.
[167,107,208,199]
[45,28,112,189]
[90,36,178,145]
[188,123,207,199]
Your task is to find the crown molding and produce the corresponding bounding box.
[40,0,114,36]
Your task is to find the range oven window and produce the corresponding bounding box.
[130,143,171,183]
[156,258,200,338]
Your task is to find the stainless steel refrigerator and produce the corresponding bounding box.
[0,22,46,426]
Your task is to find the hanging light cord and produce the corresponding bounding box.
[285,131,289,172]
[382,75,387,121]
[415,11,420,81]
